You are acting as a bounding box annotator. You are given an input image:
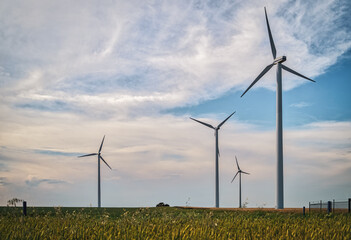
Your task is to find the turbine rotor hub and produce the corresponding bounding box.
[274,56,286,64]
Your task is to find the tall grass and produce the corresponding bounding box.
[0,207,350,239]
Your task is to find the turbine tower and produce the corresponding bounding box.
[231,156,249,208]
[241,7,315,209]
[78,135,112,208]
[190,111,236,208]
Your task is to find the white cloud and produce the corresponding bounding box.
[0,0,350,118]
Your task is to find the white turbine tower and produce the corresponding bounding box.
[241,7,315,209]
[78,135,112,208]
[231,156,250,208]
[190,111,236,208]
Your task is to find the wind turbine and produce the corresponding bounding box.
[190,111,235,208]
[231,156,249,208]
[78,135,112,208]
[241,7,315,209]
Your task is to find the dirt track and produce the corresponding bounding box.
[175,206,349,213]
[176,206,312,213]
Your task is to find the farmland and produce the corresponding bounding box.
[1,207,350,239]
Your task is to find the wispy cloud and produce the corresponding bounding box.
[0,0,350,118]
[34,149,83,157]
[0,177,9,186]
[25,176,67,187]
[290,102,312,108]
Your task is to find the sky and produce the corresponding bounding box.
[0,0,350,208]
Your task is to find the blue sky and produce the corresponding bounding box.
[0,0,350,208]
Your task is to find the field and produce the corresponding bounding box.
[1,206,350,239]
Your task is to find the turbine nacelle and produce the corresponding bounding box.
[240,8,314,98]
[274,56,286,64]
[189,111,236,131]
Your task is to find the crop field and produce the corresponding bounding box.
[1,206,350,239]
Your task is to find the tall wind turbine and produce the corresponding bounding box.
[241,7,315,209]
[190,111,236,208]
[231,156,249,208]
[78,135,112,208]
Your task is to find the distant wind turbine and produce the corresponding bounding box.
[78,135,112,208]
[241,7,315,209]
[190,111,236,208]
[231,156,250,208]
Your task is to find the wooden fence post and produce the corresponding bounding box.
[23,201,27,216]
[327,201,332,214]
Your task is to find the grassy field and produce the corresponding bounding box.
[1,206,350,239]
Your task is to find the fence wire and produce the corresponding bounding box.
[309,199,350,212]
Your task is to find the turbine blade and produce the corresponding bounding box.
[241,63,274,97]
[100,155,112,170]
[264,7,276,59]
[78,153,97,158]
[235,156,241,171]
[218,111,236,129]
[231,172,239,183]
[217,145,220,157]
[242,171,250,175]
[281,65,315,82]
[189,117,215,129]
[99,135,105,153]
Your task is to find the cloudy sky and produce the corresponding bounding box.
[1,0,350,208]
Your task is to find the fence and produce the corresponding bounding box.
[309,198,351,213]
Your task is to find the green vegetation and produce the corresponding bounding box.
[0,207,350,239]
[6,198,23,207]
